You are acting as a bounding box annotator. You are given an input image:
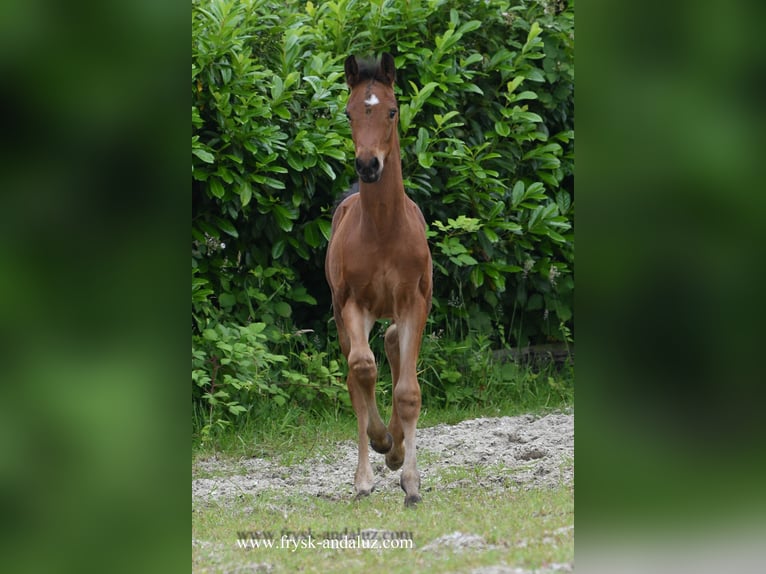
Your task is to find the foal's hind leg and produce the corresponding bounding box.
[384,323,405,471]
[340,304,392,497]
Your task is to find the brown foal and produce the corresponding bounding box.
[325,53,432,506]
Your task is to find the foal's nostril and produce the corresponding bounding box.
[355,156,380,175]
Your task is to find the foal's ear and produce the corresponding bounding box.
[379,52,396,86]
[344,55,360,88]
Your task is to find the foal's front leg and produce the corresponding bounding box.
[347,372,374,497]
[341,304,391,497]
[393,302,428,507]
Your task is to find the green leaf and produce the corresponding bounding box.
[209,178,225,199]
[456,20,482,37]
[538,171,559,188]
[495,121,510,137]
[418,152,434,168]
[498,222,523,233]
[271,75,283,101]
[273,205,295,232]
[411,82,439,111]
[457,253,478,266]
[449,8,459,27]
[274,106,290,120]
[274,302,292,318]
[546,229,567,243]
[317,218,332,241]
[523,21,543,54]
[240,182,252,207]
[522,143,562,161]
[271,239,285,259]
[482,228,499,243]
[556,300,573,322]
[488,201,504,219]
[197,220,219,239]
[461,53,484,67]
[287,153,304,171]
[434,110,461,127]
[463,83,484,95]
[511,180,525,206]
[193,148,215,163]
[470,267,484,287]
[263,176,285,190]
[507,76,524,94]
[319,161,336,180]
[321,147,346,161]
[219,292,236,307]
[514,90,538,101]
[202,328,218,341]
[415,127,429,154]
[304,222,321,248]
[214,217,238,238]
[399,103,413,133]
[517,111,543,123]
[525,182,546,199]
[290,287,317,305]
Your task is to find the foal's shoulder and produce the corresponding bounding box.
[405,195,427,230]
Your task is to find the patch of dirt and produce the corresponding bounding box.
[192,411,573,505]
[419,531,499,552]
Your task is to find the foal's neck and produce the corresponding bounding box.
[358,151,406,236]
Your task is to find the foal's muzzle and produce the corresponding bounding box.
[355,156,382,183]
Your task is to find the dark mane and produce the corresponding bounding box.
[332,182,359,213]
[354,57,389,84]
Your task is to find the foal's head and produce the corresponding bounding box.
[344,53,399,184]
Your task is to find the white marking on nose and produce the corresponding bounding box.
[364,93,380,106]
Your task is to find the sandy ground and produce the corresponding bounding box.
[193,411,573,504]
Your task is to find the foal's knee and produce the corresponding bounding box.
[349,349,377,384]
[395,384,421,418]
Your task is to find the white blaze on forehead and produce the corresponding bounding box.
[364,93,380,106]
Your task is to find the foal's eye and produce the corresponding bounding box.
[389,108,397,119]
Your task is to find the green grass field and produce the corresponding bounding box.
[193,483,573,573]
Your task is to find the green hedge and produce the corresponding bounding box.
[192,0,574,432]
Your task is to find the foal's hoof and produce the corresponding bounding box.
[400,475,421,507]
[404,493,422,507]
[354,487,373,501]
[370,432,393,454]
[385,450,404,471]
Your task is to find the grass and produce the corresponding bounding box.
[193,359,573,463]
[192,485,573,573]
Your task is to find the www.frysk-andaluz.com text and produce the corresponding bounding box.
[236,528,414,550]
